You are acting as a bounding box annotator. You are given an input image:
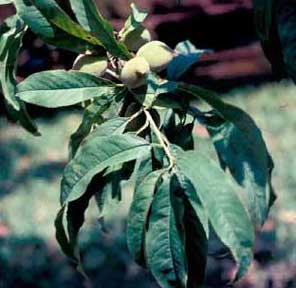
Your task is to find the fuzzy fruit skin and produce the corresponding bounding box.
[120,56,150,89]
[136,40,175,72]
[122,27,151,52]
[72,54,108,77]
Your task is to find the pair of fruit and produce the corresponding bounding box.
[121,41,176,89]
[73,41,175,89]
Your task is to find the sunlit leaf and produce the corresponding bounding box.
[17,70,126,108]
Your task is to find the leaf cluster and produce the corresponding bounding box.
[0,1,275,287]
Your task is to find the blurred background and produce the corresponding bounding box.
[0,1,295,287]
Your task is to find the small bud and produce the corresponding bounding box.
[136,40,175,72]
[120,56,150,89]
[72,54,108,77]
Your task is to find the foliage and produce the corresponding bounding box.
[0,1,276,287]
[253,0,296,83]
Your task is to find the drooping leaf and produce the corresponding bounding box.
[0,15,39,135]
[55,173,103,262]
[68,97,127,158]
[146,172,187,288]
[183,199,208,287]
[253,0,275,43]
[196,109,275,225]
[167,40,206,80]
[172,153,209,238]
[178,83,275,225]
[17,70,126,108]
[119,3,148,39]
[253,0,288,80]
[14,0,99,53]
[61,134,150,205]
[69,0,131,60]
[127,169,164,265]
[277,0,296,83]
[56,119,131,262]
[175,149,254,280]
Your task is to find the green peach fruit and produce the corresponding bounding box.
[120,56,150,89]
[136,40,175,72]
[72,54,108,77]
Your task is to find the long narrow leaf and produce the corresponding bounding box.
[127,169,164,265]
[0,15,39,134]
[175,149,254,280]
[146,172,187,288]
[69,0,131,59]
[178,83,275,225]
[17,70,125,108]
[61,134,150,205]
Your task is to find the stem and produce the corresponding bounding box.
[144,110,175,169]
[136,116,149,135]
[105,68,119,80]
[126,108,143,125]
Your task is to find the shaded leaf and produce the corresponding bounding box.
[17,70,126,108]
[167,40,206,80]
[184,199,208,288]
[68,97,127,158]
[61,134,150,205]
[179,83,275,225]
[0,15,39,135]
[277,0,296,82]
[146,172,187,288]
[127,169,163,265]
[175,149,254,280]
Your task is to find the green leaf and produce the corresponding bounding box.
[68,98,127,158]
[0,0,12,5]
[134,73,178,108]
[172,153,209,238]
[119,3,148,39]
[61,134,150,205]
[17,70,126,108]
[277,0,296,82]
[55,173,103,262]
[197,110,275,225]
[167,40,206,80]
[175,149,254,280]
[146,172,187,288]
[31,0,102,45]
[127,169,164,265]
[0,15,39,135]
[14,0,99,53]
[253,0,275,42]
[184,199,208,287]
[179,84,275,225]
[56,117,130,262]
[69,0,131,60]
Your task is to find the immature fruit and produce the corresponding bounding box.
[122,27,151,52]
[72,54,108,77]
[136,40,175,72]
[120,56,150,89]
